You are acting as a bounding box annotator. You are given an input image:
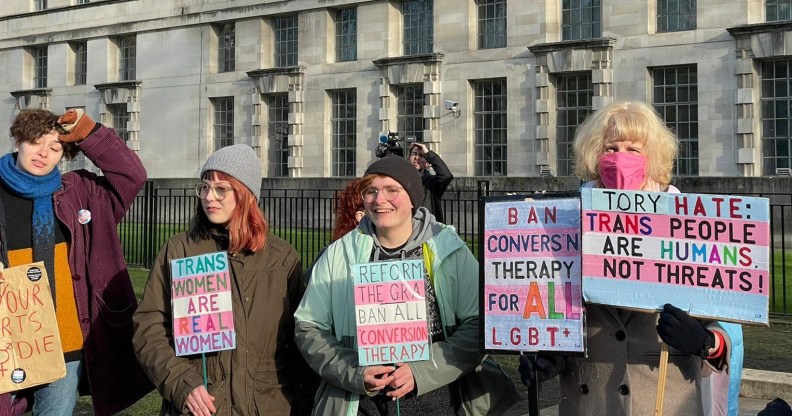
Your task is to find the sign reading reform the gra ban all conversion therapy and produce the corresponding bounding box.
[353,259,429,366]
[481,197,585,354]
[581,188,770,324]
[171,252,236,356]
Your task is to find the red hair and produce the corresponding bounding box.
[189,171,268,254]
[331,178,365,242]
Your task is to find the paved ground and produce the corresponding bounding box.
[534,396,770,415]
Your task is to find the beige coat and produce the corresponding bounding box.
[559,305,729,416]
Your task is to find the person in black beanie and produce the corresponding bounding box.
[295,155,517,416]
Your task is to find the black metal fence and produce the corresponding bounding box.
[119,181,792,316]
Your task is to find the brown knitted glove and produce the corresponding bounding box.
[57,109,96,143]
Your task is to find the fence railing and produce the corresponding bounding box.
[119,181,792,316]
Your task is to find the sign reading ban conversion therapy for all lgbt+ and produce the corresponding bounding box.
[171,252,236,356]
[482,197,585,353]
[581,188,770,324]
[353,259,430,366]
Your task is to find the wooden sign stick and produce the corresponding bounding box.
[654,342,669,416]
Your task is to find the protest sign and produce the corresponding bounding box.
[581,188,770,324]
[353,259,430,366]
[0,262,66,393]
[481,196,585,354]
[171,252,235,356]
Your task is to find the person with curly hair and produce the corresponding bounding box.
[0,108,151,416]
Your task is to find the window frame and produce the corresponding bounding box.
[561,0,601,41]
[555,72,593,176]
[657,0,697,32]
[268,93,290,177]
[477,0,507,49]
[212,97,235,150]
[71,41,87,86]
[473,78,508,176]
[117,35,136,81]
[402,0,433,56]
[335,8,358,62]
[216,23,235,73]
[32,45,48,89]
[331,89,357,177]
[274,15,298,68]
[653,65,699,176]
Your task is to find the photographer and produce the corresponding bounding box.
[408,143,453,223]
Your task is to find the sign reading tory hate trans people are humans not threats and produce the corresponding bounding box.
[481,197,585,354]
[353,259,430,366]
[581,188,770,324]
[171,252,236,356]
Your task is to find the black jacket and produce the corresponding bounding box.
[420,150,453,223]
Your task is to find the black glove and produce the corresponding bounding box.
[759,398,792,416]
[656,303,714,357]
[518,355,565,387]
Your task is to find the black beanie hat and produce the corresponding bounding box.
[364,155,425,214]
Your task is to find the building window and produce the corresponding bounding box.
[268,94,290,177]
[556,73,593,176]
[108,104,129,141]
[767,0,792,22]
[274,15,298,68]
[396,84,424,150]
[403,0,433,56]
[335,8,357,62]
[117,35,136,81]
[477,0,506,49]
[216,23,235,73]
[473,79,507,176]
[654,65,698,176]
[331,90,357,176]
[761,60,792,175]
[77,0,90,4]
[31,46,47,89]
[562,0,601,41]
[71,41,87,85]
[34,0,47,11]
[212,97,234,150]
[657,0,696,32]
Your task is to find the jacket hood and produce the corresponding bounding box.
[359,207,444,260]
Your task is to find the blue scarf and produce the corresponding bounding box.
[0,152,61,304]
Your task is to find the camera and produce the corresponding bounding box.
[375,132,413,159]
[443,100,459,111]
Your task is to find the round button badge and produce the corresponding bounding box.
[78,209,91,225]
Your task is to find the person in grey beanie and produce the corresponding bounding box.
[294,155,517,416]
[133,144,318,416]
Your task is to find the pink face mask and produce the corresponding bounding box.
[598,152,648,190]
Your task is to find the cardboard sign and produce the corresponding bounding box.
[353,259,430,366]
[171,252,236,356]
[481,197,585,353]
[0,262,66,393]
[581,188,770,324]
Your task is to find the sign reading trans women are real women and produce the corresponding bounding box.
[581,188,770,324]
[171,252,235,356]
[482,198,584,353]
[353,259,429,366]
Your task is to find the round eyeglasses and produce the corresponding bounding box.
[361,186,403,203]
[195,183,234,201]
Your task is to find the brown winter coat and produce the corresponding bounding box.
[132,230,317,415]
[559,305,730,416]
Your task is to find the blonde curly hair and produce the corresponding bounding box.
[572,100,678,187]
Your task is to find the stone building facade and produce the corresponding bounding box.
[0,0,791,180]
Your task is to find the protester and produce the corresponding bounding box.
[294,155,516,416]
[0,108,151,416]
[304,178,366,284]
[520,100,737,415]
[331,177,366,242]
[408,142,453,223]
[133,144,316,416]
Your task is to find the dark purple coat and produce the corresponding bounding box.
[0,125,153,416]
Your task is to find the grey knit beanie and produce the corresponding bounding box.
[201,144,262,200]
[364,155,424,214]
